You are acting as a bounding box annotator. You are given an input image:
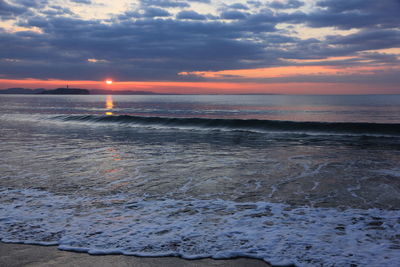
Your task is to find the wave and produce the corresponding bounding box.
[54,114,400,136]
[2,188,400,266]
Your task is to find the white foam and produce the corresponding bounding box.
[0,188,399,267]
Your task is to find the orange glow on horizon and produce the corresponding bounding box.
[106,80,113,85]
[0,78,398,95]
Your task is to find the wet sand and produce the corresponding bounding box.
[0,242,272,267]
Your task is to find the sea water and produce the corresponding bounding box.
[0,94,399,266]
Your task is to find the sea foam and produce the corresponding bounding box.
[1,188,399,266]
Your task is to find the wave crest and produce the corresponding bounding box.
[54,115,400,136]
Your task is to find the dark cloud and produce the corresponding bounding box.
[220,10,248,20]
[228,3,249,10]
[271,28,400,62]
[237,9,306,28]
[1,14,278,80]
[70,0,91,4]
[317,0,383,13]
[187,0,210,3]
[11,0,48,8]
[140,0,189,8]
[269,0,304,9]
[327,29,400,51]
[0,0,26,18]
[41,5,73,16]
[246,1,262,8]
[143,7,171,18]
[176,10,206,20]
[306,0,400,29]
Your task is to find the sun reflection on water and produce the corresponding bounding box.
[105,95,113,115]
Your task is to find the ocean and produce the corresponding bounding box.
[0,94,399,266]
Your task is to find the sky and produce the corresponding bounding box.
[0,0,399,94]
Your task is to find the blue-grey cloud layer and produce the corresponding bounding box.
[0,0,399,83]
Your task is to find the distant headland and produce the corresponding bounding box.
[0,88,279,95]
[0,88,160,95]
[40,88,90,95]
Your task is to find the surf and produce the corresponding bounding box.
[54,114,400,136]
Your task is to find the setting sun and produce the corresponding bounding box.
[106,80,113,85]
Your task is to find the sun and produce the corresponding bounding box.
[106,79,113,85]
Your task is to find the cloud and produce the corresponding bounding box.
[0,0,26,19]
[228,3,249,10]
[176,10,206,20]
[11,0,48,8]
[70,0,91,4]
[188,0,210,3]
[41,5,73,16]
[143,7,171,18]
[269,0,304,9]
[327,29,400,52]
[0,0,398,88]
[1,13,277,80]
[247,1,263,8]
[220,10,248,20]
[140,0,189,8]
[306,0,400,29]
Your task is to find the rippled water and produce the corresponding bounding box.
[0,94,399,266]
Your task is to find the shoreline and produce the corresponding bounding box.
[0,242,272,267]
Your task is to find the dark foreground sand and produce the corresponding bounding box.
[0,243,271,267]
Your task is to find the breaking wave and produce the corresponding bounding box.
[54,114,400,136]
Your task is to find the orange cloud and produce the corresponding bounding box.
[179,64,399,79]
[87,58,109,63]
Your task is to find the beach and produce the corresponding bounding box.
[0,243,271,267]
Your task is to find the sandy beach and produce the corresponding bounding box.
[0,243,272,267]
